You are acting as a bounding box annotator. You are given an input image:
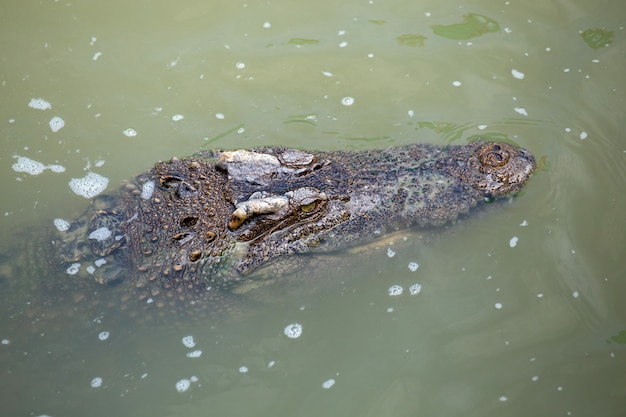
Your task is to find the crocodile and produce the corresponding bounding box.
[49,140,536,310]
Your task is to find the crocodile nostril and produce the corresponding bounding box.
[180,216,198,227]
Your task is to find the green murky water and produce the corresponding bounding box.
[1,0,625,416]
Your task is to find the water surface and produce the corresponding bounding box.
[1,0,625,416]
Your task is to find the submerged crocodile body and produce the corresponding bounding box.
[51,140,535,307]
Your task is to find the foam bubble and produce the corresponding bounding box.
[90,377,103,388]
[53,218,70,231]
[181,335,195,348]
[49,116,65,132]
[408,262,419,272]
[284,323,303,339]
[495,303,503,310]
[175,379,190,393]
[94,258,107,267]
[12,156,45,175]
[69,172,109,198]
[509,236,518,248]
[88,226,112,241]
[386,247,396,258]
[388,285,403,296]
[186,350,202,358]
[28,98,51,110]
[48,164,66,173]
[513,107,528,116]
[12,156,66,175]
[172,114,184,121]
[66,263,81,275]
[409,283,422,295]
[511,69,525,79]
[86,265,95,274]
[322,378,335,389]
[341,96,355,106]
[141,181,155,200]
[1,339,10,345]
[239,366,248,373]
[98,331,110,341]
[122,128,137,137]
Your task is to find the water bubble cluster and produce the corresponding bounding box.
[98,331,110,341]
[322,378,336,389]
[88,227,112,241]
[122,128,137,137]
[409,283,422,295]
[175,379,190,393]
[49,116,65,132]
[90,377,103,388]
[181,335,195,348]
[53,218,70,232]
[388,285,403,296]
[284,323,303,339]
[408,262,419,272]
[28,98,52,110]
[69,172,109,198]
[12,156,66,176]
[141,181,155,200]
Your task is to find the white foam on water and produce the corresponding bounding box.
[408,262,419,272]
[141,181,155,200]
[66,263,81,275]
[53,218,70,231]
[452,81,462,87]
[386,247,396,258]
[509,236,519,248]
[513,107,528,116]
[48,164,66,173]
[495,303,503,310]
[511,69,525,79]
[322,378,336,389]
[94,258,107,267]
[88,226,112,241]
[186,350,202,358]
[98,331,110,341]
[409,283,422,295]
[28,98,51,110]
[172,114,184,121]
[175,379,190,393]
[122,128,137,137]
[239,366,248,373]
[181,335,195,348]
[12,156,66,175]
[86,265,95,274]
[341,96,354,106]
[49,116,65,132]
[1,339,10,345]
[90,377,103,388]
[69,172,109,198]
[284,323,303,339]
[388,285,403,296]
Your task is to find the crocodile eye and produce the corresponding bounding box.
[478,143,510,168]
[300,201,318,213]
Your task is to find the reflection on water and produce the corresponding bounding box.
[1,0,626,416]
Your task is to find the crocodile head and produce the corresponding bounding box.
[52,140,535,304]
